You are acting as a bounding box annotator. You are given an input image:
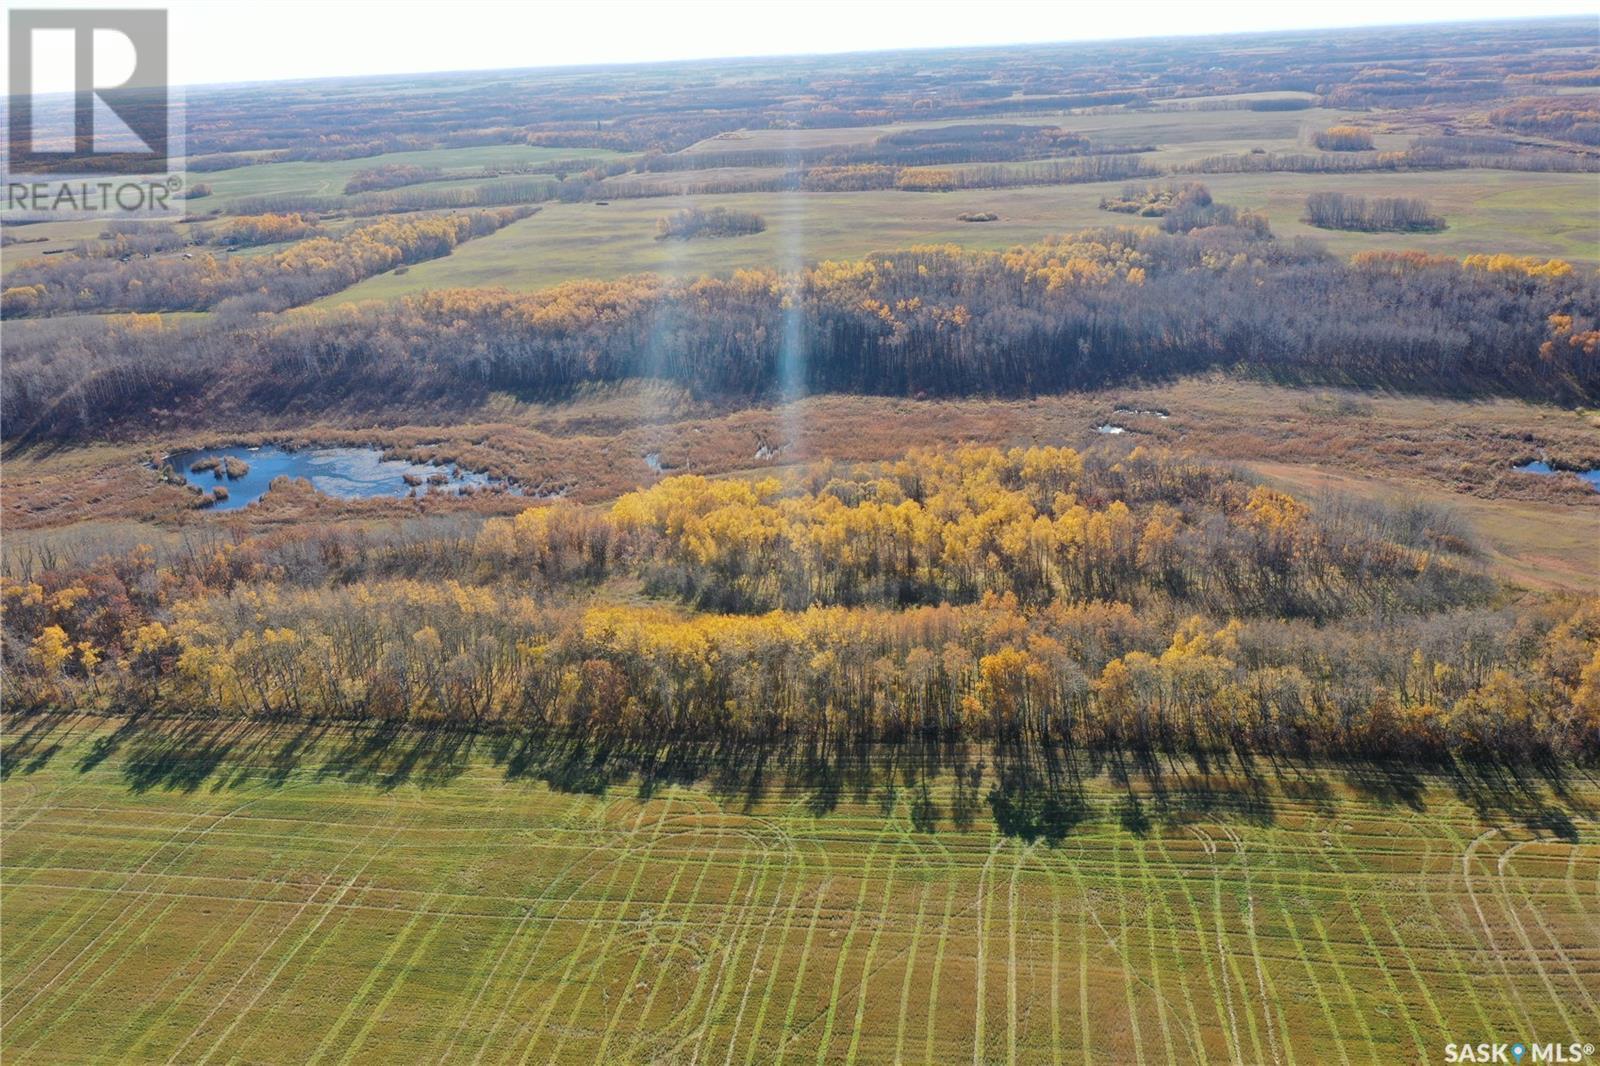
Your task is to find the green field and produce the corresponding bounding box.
[192,144,624,209]
[4,715,1596,1064]
[320,168,1600,304]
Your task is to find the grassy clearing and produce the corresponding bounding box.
[2,714,1596,1064]
[1,220,112,262]
[1247,460,1600,593]
[321,169,1598,305]
[1201,169,1600,260]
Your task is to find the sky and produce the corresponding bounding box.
[7,0,1599,87]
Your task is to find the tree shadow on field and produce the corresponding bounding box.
[1438,754,1593,840]
[1263,754,1338,815]
[315,719,479,790]
[1089,744,1277,841]
[987,738,1091,844]
[130,717,482,793]
[120,718,242,792]
[12,708,1598,847]
[14,713,484,794]
[1335,759,1429,811]
[75,714,147,774]
[1,708,80,778]
[497,731,631,795]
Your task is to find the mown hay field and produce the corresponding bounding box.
[3,715,1597,1064]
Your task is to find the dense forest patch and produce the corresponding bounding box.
[5,224,1591,443]
[5,446,1596,761]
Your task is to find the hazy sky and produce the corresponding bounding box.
[10,0,1599,87]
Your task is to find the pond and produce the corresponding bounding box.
[1514,461,1600,492]
[164,445,512,511]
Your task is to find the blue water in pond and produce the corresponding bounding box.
[1514,461,1600,492]
[165,445,507,511]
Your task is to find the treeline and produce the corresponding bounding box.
[1144,97,1316,113]
[1094,182,1272,237]
[602,171,800,199]
[343,163,445,194]
[600,446,1490,619]
[638,124,1131,173]
[1187,142,1600,175]
[0,208,531,317]
[216,213,322,247]
[349,178,561,214]
[4,227,1593,440]
[893,156,1156,191]
[1303,192,1444,233]
[609,155,1155,198]
[1312,126,1375,151]
[74,223,192,259]
[655,206,766,240]
[1093,182,1269,236]
[3,448,1595,758]
[1407,135,1600,173]
[225,177,565,218]
[1491,97,1600,146]
[343,158,631,206]
[1099,182,1209,217]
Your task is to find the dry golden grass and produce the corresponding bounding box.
[1248,461,1599,592]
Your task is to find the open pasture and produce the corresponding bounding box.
[3,715,1597,1064]
[321,168,1600,305]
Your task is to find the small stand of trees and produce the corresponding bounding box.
[1099,182,1211,217]
[1304,192,1445,232]
[217,212,321,247]
[343,163,445,194]
[655,206,766,240]
[1313,125,1375,151]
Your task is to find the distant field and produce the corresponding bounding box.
[193,144,624,209]
[7,103,1592,296]
[3,715,1596,1064]
[1,219,120,263]
[1207,169,1600,260]
[322,169,1599,304]
[679,104,1373,156]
